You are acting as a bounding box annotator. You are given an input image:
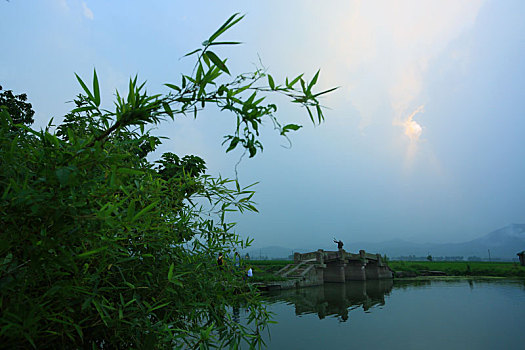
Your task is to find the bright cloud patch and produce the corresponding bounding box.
[82,1,94,20]
[403,105,424,143]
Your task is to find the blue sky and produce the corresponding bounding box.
[2,0,524,248]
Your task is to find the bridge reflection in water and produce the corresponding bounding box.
[264,280,394,322]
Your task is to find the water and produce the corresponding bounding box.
[254,279,525,349]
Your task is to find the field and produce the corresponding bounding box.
[246,260,525,279]
[389,260,525,278]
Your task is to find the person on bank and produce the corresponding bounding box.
[217,253,224,268]
[246,267,253,278]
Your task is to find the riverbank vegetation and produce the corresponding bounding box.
[246,260,525,279]
[0,14,334,348]
[389,260,525,278]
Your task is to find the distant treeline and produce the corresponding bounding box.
[394,255,518,262]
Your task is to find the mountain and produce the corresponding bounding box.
[436,223,525,258]
[245,224,525,260]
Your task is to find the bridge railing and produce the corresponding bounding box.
[294,250,385,265]
[294,251,319,263]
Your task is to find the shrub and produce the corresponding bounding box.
[0,14,333,348]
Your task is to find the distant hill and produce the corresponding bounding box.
[245,224,525,260]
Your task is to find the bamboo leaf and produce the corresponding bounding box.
[204,51,230,75]
[78,246,108,258]
[268,75,275,90]
[75,73,95,101]
[163,102,174,118]
[93,69,101,107]
[207,41,242,46]
[208,13,244,43]
[307,69,320,92]
[165,83,181,92]
[287,74,303,88]
[183,48,202,57]
[131,200,160,223]
[313,86,339,98]
[168,263,174,281]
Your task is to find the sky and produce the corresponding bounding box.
[2,0,525,249]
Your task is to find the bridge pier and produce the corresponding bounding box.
[324,262,346,283]
[345,261,366,281]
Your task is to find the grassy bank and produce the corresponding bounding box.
[244,260,290,282]
[245,260,525,280]
[389,260,525,278]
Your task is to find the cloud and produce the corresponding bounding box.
[57,0,70,11]
[285,0,484,130]
[402,105,424,143]
[82,1,94,20]
[386,1,483,123]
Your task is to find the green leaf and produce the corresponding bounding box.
[163,102,174,118]
[316,104,324,123]
[226,137,239,152]
[231,83,252,96]
[208,13,244,43]
[306,106,314,123]
[313,86,339,98]
[268,75,275,90]
[165,83,181,92]
[93,69,101,107]
[78,246,108,258]
[127,200,135,221]
[131,200,160,223]
[287,74,303,88]
[149,302,171,312]
[75,73,95,101]
[168,263,174,281]
[117,168,144,175]
[202,52,211,67]
[207,41,242,46]
[55,166,75,186]
[204,51,230,75]
[183,48,202,57]
[281,124,302,134]
[71,106,95,113]
[307,69,320,92]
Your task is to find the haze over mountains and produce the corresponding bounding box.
[245,224,525,261]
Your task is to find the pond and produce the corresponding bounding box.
[252,279,525,349]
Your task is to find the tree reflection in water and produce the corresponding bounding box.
[264,280,394,322]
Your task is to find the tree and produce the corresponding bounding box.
[0,14,334,349]
[0,85,35,126]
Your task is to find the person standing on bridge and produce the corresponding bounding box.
[333,238,344,250]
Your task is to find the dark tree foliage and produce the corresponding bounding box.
[0,14,335,349]
[0,86,35,125]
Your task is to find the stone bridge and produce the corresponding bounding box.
[275,249,392,287]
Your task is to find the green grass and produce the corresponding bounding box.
[389,261,525,278]
[249,265,289,282]
[246,260,525,281]
[245,260,291,274]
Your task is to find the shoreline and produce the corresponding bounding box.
[248,260,525,290]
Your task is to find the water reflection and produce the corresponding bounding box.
[265,280,393,322]
[258,279,525,349]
